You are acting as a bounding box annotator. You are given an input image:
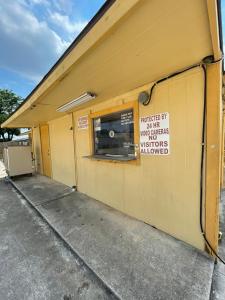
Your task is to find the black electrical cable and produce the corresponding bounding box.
[142,57,225,264]
[142,56,223,106]
[142,63,203,106]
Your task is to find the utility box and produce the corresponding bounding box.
[3,146,33,177]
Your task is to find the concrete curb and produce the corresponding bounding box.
[8,178,121,300]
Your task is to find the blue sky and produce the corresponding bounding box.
[0,0,225,100]
[0,0,105,98]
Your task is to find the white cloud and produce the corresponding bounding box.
[51,0,74,14]
[29,0,48,4]
[27,0,75,14]
[17,0,49,9]
[0,1,69,82]
[50,12,87,34]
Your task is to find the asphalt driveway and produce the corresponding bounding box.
[0,179,116,300]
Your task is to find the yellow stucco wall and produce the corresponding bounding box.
[32,126,43,174]
[73,67,205,250]
[48,114,76,187]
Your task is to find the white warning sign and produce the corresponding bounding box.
[140,112,169,155]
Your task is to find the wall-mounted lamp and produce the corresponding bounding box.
[56,92,96,113]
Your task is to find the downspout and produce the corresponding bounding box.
[204,0,224,259]
[207,0,223,60]
[216,0,224,68]
[71,113,78,190]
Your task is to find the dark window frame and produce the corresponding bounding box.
[89,102,139,162]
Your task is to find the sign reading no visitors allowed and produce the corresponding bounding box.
[140,112,169,155]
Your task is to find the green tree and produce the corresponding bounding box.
[0,89,23,142]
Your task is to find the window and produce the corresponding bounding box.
[92,108,136,160]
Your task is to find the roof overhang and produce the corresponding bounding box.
[2,0,223,128]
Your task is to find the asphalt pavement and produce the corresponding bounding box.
[0,179,116,300]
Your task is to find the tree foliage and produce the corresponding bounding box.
[0,89,23,142]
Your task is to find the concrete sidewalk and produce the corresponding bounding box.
[11,174,214,300]
[0,179,116,300]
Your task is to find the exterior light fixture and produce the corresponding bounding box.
[56,92,96,112]
[138,91,150,105]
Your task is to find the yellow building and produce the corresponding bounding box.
[2,0,224,255]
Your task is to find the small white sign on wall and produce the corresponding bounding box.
[78,115,88,129]
[140,112,169,155]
